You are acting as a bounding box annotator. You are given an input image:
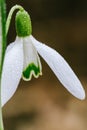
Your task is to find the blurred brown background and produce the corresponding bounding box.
[3,0,87,130]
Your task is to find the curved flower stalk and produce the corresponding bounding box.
[1,7,85,107]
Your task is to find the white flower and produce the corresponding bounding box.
[1,35,85,107]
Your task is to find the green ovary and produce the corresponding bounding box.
[16,10,32,37]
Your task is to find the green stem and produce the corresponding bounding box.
[6,5,24,35]
[0,0,6,130]
[0,109,3,130]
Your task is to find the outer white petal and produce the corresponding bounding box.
[1,37,23,107]
[30,35,85,100]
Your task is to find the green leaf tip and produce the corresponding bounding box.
[22,63,42,81]
[16,10,32,37]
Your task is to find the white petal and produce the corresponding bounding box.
[1,37,23,107]
[22,36,42,81]
[30,35,85,100]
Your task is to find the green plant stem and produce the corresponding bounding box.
[6,5,24,35]
[0,0,6,130]
[0,107,3,130]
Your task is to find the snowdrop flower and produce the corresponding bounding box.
[1,10,85,107]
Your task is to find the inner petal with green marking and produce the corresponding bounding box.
[23,62,42,80]
[22,36,42,81]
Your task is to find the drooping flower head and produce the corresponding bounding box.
[1,6,85,107]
